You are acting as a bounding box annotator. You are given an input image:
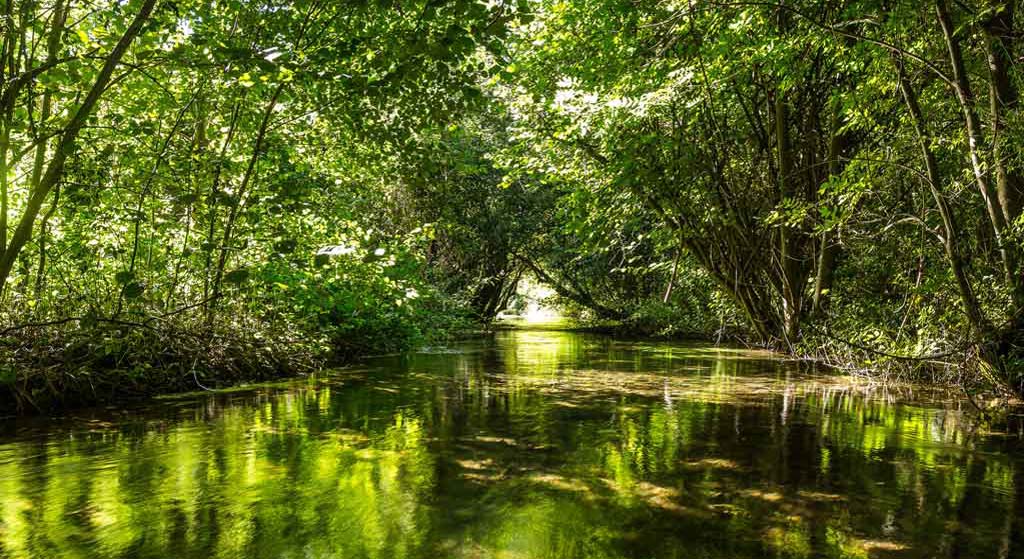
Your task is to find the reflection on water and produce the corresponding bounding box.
[1,329,1023,558]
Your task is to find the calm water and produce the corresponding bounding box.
[1,329,1023,559]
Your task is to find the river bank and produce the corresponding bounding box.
[3,314,1011,415]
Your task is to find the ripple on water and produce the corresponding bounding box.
[0,329,1020,559]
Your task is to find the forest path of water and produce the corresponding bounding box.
[0,329,1021,559]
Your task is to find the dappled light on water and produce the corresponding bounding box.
[0,329,1022,558]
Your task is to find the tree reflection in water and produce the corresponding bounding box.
[0,329,1021,559]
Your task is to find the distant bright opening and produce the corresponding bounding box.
[498,277,561,323]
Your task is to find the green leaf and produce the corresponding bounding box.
[273,239,298,254]
[0,366,15,386]
[224,269,251,284]
[122,282,145,299]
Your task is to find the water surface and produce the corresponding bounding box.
[1,329,1023,558]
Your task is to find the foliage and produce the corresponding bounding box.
[6,0,1024,407]
[492,0,1024,395]
[0,0,520,409]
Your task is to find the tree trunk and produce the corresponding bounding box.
[663,249,680,304]
[775,90,803,342]
[0,0,159,291]
[812,110,847,315]
[31,0,66,300]
[202,99,243,305]
[895,55,994,376]
[683,237,783,344]
[984,0,1023,226]
[0,0,18,258]
[207,83,285,321]
[936,0,1021,309]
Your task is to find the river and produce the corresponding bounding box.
[0,328,1022,558]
